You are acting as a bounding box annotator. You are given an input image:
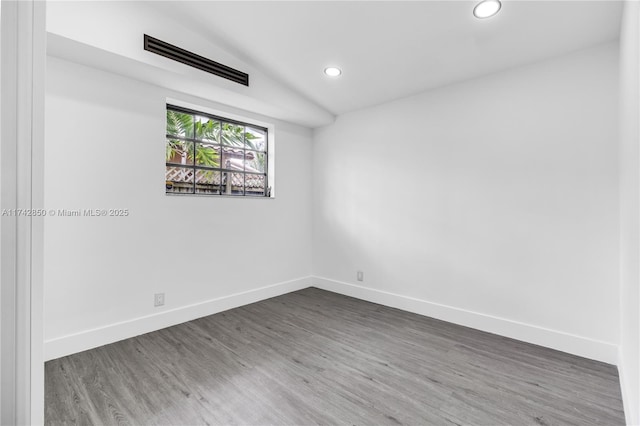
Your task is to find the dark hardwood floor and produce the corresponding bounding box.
[45,287,625,425]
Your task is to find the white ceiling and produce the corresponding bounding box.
[153,1,622,116]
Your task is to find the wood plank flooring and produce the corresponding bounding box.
[45,287,625,425]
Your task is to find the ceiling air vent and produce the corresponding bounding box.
[144,34,249,86]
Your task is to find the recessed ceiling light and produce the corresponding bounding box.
[324,67,342,77]
[473,0,501,19]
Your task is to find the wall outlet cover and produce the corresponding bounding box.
[154,293,165,307]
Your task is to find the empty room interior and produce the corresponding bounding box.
[6,0,640,424]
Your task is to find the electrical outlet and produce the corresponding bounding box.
[357,271,364,282]
[154,293,165,307]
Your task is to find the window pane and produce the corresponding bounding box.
[166,110,194,139]
[244,151,266,173]
[220,122,245,147]
[195,116,219,143]
[245,174,266,196]
[165,106,270,197]
[221,172,245,195]
[195,143,221,168]
[221,146,245,171]
[166,140,193,165]
[245,127,266,151]
[166,166,194,193]
[195,170,221,194]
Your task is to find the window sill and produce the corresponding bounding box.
[165,192,275,199]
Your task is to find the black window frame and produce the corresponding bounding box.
[165,104,270,197]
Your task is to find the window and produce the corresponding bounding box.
[165,105,270,197]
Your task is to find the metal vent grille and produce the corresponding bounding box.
[144,34,249,86]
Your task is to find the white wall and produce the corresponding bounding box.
[46,1,333,128]
[43,57,313,360]
[313,42,620,363]
[619,1,640,424]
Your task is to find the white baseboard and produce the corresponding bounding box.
[312,276,619,365]
[45,275,619,367]
[44,276,312,361]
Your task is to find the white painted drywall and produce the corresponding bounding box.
[313,43,620,362]
[43,57,313,358]
[619,1,640,424]
[46,1,333,128]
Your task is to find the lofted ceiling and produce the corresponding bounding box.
[152,1,622,117]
